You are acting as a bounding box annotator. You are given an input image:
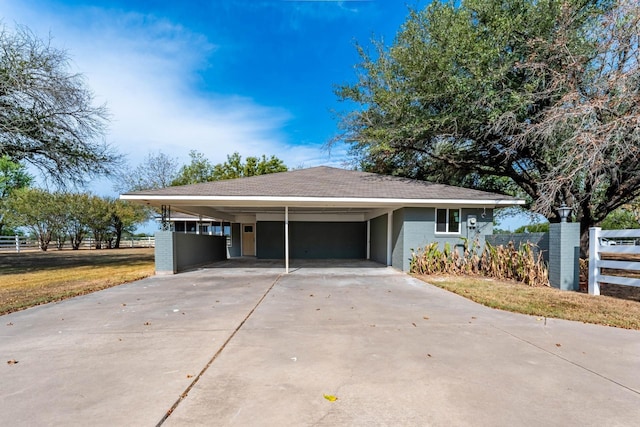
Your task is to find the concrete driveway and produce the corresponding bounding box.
[1,260,639,426]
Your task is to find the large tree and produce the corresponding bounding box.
[334,0,639,251]
[116,151,180,192]
[109,198,149,248]
[0,25,120,184]
[4,188,61,250]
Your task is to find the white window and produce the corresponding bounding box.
[435,208,461,234]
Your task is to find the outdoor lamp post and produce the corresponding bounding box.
[557,203,572,223]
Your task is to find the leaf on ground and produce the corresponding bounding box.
[323,394,338,402]
[423,316,429,320]
[556,343,562,347]
[412,322,417,327]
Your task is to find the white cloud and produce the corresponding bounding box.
[2,1,339,184]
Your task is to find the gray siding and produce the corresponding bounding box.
[228,223,241,257]
[256,221,366,259]
[390,207,495,272]
[369,215,387,264]
[391,209,404,270]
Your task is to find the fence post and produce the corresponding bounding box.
[588,227,601,295]
[15,235,20,253]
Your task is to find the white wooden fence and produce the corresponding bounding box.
[588,227,640,295]
[0,235,155,252]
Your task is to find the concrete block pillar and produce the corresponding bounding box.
[548,222,580,291]
[155,230,177,274]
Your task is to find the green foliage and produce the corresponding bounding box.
[0,25,119,184]
[4,189,149,250]
[207,152,288,181]
[0,156,33,235]
[122,150,288,190]
[600,209,640,230]
[410,240,549,286]
[109,198,150,248]
[514,223,550,233]
[335,0,639,249]
[172,150,215,186]
[4,188,59,250]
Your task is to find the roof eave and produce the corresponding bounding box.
[120,194,525,208]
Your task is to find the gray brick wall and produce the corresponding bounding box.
[548,223,580,290]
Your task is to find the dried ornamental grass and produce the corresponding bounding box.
[411,240,549,287]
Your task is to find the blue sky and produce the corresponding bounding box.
[2,0,425,175]
[2,0,539,230]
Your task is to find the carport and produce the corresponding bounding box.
[120,166,524,273]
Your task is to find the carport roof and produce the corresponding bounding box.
[121,166,524,205]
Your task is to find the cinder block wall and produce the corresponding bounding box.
[155,231,177,274]
[155,231,227,274]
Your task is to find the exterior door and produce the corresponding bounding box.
[242,224,255,256]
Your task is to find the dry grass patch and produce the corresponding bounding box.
[415,274,640,330]
[0,248,154,315]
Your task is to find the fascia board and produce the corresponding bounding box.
[120,194,525,207]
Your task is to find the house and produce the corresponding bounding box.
[121,166,525,273]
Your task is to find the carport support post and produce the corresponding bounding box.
[387,210,393,266]
[285,206,290,274]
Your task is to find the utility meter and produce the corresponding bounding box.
[467,215,477,228]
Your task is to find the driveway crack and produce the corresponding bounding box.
[155,273,284,426]
[491,324,640,396]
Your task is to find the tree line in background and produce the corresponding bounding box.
[4,189,147,251]
[0,150,288,250]
[118,150,288,192]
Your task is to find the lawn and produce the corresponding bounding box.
[0,248,155,315]
[415,274,640,330]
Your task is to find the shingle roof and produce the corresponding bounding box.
[124,166,520,202]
